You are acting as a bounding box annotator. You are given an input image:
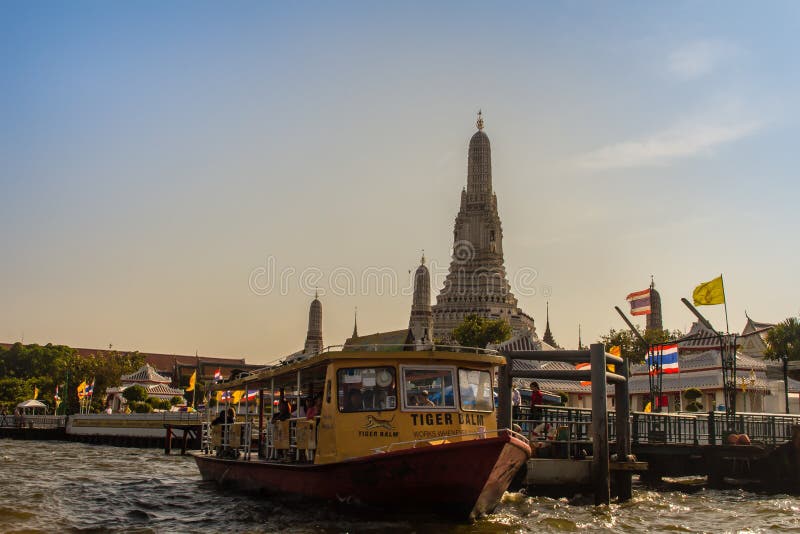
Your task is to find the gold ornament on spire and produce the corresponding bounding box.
[421,249,426,265]
[476,109,484,130]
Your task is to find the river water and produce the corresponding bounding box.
[2,439,799,533]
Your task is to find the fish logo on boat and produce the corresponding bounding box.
[363,414,395,431]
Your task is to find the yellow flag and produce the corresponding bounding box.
[644,402,652,413]
[77,381,88,400]
[693,276,725,306]
[33,386,39,400]
[186,370,196,392]
[232,390,244,404]
[607,346,621,372]
[215,391,222,402]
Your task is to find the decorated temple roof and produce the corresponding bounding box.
[121,364,171,384]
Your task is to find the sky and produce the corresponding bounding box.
[2,2,799,364]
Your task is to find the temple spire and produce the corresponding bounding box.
[542,301,559,348]
[646,276,663,332]
[303,293,323,356]
[352,307,359,338]
[409,255,433,347]
[432,116,535,341]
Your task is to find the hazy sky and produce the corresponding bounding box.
[2,2,799,364]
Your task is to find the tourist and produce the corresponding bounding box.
[420,390,435,408]
[512,386,521,407]
[272,400,291,423]
[212,408,236,426]
[530,382,543,423]
[345,389,363,411]
[306,396,322,419]
[0,408,7,427]
[294,398,307,418]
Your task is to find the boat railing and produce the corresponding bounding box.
[205,421,252,460]
[201,422,212,453]
[369,427,529,454]
[263,416,318,462]
[317,344,500,355]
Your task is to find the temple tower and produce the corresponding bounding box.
[409,254,434,346]
[646,277,663,331]
[303,292,323,355]
[542,302,559,348]
[432,112,535,341]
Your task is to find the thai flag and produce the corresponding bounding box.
[86,379,95,397]
[221,390,232,401]
[575,362,591,386]
[646,344,680,375]
[626,288,652,316]
[213,368,222,381]
[244,390,258,400]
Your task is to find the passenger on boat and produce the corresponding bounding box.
[212,408,236,426]
[294,398,307,418]
[420,390,435,407]
[345,388,363,411]
[306,396,322,419]
[272,400,291,423]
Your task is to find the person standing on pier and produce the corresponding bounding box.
[530,382,543,423]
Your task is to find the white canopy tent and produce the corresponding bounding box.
[16,399,48,413]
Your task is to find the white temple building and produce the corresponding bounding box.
[106,363,185,412]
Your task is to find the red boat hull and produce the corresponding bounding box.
[192,431,530,519]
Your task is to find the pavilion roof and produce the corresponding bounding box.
[121,364,171,384]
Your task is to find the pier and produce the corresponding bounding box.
[0,413,202,451]
[499,343,800,503]
[509,403,800,493]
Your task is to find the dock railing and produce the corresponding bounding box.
[698,411,800,446]
[513,406,800,447]
[631,411,699,445]
[0,415,67,429]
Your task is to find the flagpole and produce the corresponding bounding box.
[721,273,730,334]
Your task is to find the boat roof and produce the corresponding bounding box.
[206,347,505,391]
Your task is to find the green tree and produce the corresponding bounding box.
[764,317,800,361]
[66,350,145,413]
[170,396,184,406]
[0,343,74,407]
[599,327,683,364]
[452,314,512,349]
[683,387,703,411]
[122,385,148,403]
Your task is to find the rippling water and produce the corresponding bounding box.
[2,439,800,533]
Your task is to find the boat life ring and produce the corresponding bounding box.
[376,370,392,388]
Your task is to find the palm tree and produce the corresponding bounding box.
[764,317,800,361]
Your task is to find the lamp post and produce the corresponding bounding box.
[783,354,789,414]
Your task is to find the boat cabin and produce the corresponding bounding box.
[205,348,505,464]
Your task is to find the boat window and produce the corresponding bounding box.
[458,368,494,412]
[400,366,457,411]
[337,367,397,413]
